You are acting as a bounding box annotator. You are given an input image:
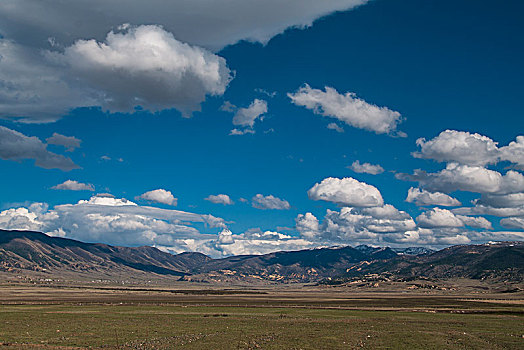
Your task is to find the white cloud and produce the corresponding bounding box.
[500,217,524,230]
[416,208,464,228]
[406,187,461,207]
[307,177,384,207]
[453,204,524,218]
[251,193,291,210]
[0,206,45,231]
[225,99,267,135]
[137,189,178,206]
[0,126,79,171]
[46,133,81,152]
[54,25,232,116]
[416,208,492,230]
[217,228,235,244]
[327,123,344,133]
[0,195,318,258]
[52,180,94,191]
[349,160,384,175]
[205,194,233,205]
[456,215,493,230]
[500,136,524,170]
[232,99,267,128]
[477,193,524,208]
[296,206,416,243]
[288,84,403,135]
[361,204,411,220]
[229,128,255,136]
[405,163,524,195]
[252,194,290,210]
[0,1,369,122]
[295,213,320,239]
[414,130,500,166]
[414,130,524,169]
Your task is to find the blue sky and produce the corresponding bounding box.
[0,0,523,257]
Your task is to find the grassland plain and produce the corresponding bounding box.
[0,283,523,349]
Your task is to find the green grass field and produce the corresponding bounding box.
[0,285,523,349]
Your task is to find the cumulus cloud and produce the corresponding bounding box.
[414,130,524,169]
[308,177,384,207]
[456,215,493,230]
[52,180,94,191]
[251,194,290,210]
[296,204,503,247]
[205,194,234,205]
[0,195,318,257]
[477,193,524,208]
[349,160,384,175]
[453,204,524,218]
[54,24,232,116]
[296,206,416,243]
[0,1,368,122]
[406,187,461,207]
[46,133,81,152]
[0,126,79,171]
[500,217,524,230]
[401,164,524,195]
[0,25,232,121]
[224,99,267,135]
[232,99,267,128]
[288,84,403,135]
[416,208,492,230]
[137,189,178,206]
[295,213,320,239]
[414,130,500,166]
[416,208,465,228]
[500,136,524,170]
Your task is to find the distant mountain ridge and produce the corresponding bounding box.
[0,230,522,283]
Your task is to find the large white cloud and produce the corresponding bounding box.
[55,24,232,115]
[288,85,403,135]
[0,1,368,122]
[404,163,524,195]
[308,177,384,207]
[0,25,232,121]
[406,187,461,207]
[414,130,500,166]
[296,205,505,247]
[416,208,493,230]
[0,126,79,171]
[414,130,524,169]
[416,208,465,228]
[0,194,320,258]
[137,189,178,206]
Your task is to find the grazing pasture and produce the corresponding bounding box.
[0,284,522,349]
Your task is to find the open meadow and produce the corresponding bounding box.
[0,282,523,349]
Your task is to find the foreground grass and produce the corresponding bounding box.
[0,303,523,349]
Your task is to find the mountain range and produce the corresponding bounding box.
[0,229,522,284]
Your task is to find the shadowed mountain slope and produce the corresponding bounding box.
[1,230,522,283]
